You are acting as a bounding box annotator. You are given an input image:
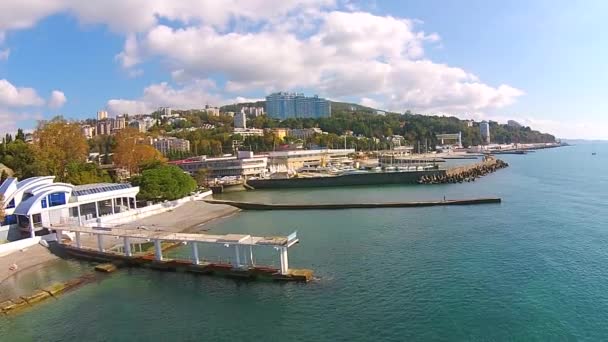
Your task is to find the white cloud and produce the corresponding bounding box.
[0,48,9,60]
[48,90,67,108]
[106,79,223,115]
[1,1,525,124]
[0,79,45,107]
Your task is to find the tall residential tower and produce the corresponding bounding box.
[265,92,331,119]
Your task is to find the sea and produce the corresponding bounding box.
[2,144,608,341]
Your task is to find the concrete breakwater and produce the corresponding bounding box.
[0,273,98,315]
[204,198,501,210]
[418,157,509,184]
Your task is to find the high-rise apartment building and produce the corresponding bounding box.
[234,111,247,129]
[265,92,331,119]
[480,121,491,144]
[97,110,108,121]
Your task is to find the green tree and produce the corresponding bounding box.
[65,162,112,185]
[132,165,197,201]
[194,168,209,187]
[0,194,4,224]
[15,129,25,142]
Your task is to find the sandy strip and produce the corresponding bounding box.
[0,200,239,284]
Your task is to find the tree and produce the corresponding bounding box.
[33,118,88,181]
[132,165,197,201]
[194,168,209,187]
[15,129,25,142]
[65,162,112,185]
[113,128,166,175]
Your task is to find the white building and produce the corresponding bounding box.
[153,137,191,155]
[289,128,323,140]
[97,110,108,121]
[81,125,95,139]
[0,177,139,240]
[234,111,247,129]
[171,151,268,179]
[233,128,264,137]
[480,121,491,144]
[204,105,220,117]
[159,107,172,118]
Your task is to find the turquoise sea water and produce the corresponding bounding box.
[2,144,608,341]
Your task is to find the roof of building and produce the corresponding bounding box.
[72,183,132,197]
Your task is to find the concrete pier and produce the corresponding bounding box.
[53,225,312,282]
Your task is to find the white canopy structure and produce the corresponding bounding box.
[1,177,139,239]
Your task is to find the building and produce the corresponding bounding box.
[234,111,247,129]
[153,137,191,155]
[204,105,220,117]
[272,128,289,140]
[96,119,113,136]
[436,132,463,148]
[233,128,264,137]
[0,176,139,240]
[266,92,331,119]
[224,111,235,117]
[97,110,108,121]
[480,121,491,144]
[267,149,355,171]
[159,107,172,118]
[114,115,127,130]
[289,128,323,140]
[81,125,96,139]
[243,106,264,117]
[170,151,268,179]
[465,120,474,127]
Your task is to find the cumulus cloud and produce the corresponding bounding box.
[48,90,67,108]
[106,79,223,115]
[1,0,524,118]
[0,79,45,107]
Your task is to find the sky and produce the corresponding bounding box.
[0,0,607,139]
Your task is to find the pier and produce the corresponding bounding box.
[53,225,313,282]
[204,198,501,210]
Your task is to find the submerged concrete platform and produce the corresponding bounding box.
[62,245,313,282]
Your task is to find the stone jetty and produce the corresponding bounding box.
[418,156,509,184]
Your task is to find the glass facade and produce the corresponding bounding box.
[266,92,331,119]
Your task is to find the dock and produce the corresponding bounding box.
[204,198,501,210]
[53,225,313,282]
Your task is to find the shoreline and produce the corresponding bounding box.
[0,200,239,288]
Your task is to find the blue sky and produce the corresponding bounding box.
[0,0,606,138]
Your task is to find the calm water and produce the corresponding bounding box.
[2,144,608,341]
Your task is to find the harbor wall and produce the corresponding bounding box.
[247,170,446,189]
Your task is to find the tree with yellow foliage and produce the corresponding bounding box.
[0,194,5,224]
[113,128,165,175]
[33,117,88,181]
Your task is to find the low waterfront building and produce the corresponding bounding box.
[267,149,355,171]
[153,137,191,155]
[170,151,268,179]
[0,176,139,240]
[436,132,462,148]
[233,128,264,137]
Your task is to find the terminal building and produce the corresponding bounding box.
[1,177,139,240]
[170,151,268,179]
[267,149,355,171]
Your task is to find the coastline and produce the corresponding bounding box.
[0,200,239,288]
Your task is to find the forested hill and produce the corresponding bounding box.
[222,101,556,146]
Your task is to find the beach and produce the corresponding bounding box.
[0,200,238,287]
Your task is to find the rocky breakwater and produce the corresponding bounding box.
[418,157,509,184]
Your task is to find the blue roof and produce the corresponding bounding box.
[72,183,132,196]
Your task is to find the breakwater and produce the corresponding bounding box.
[204,198,501,210]
[247,169,445,189]
[418,157,508,184]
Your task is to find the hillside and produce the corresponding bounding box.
[221,100,555,146]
